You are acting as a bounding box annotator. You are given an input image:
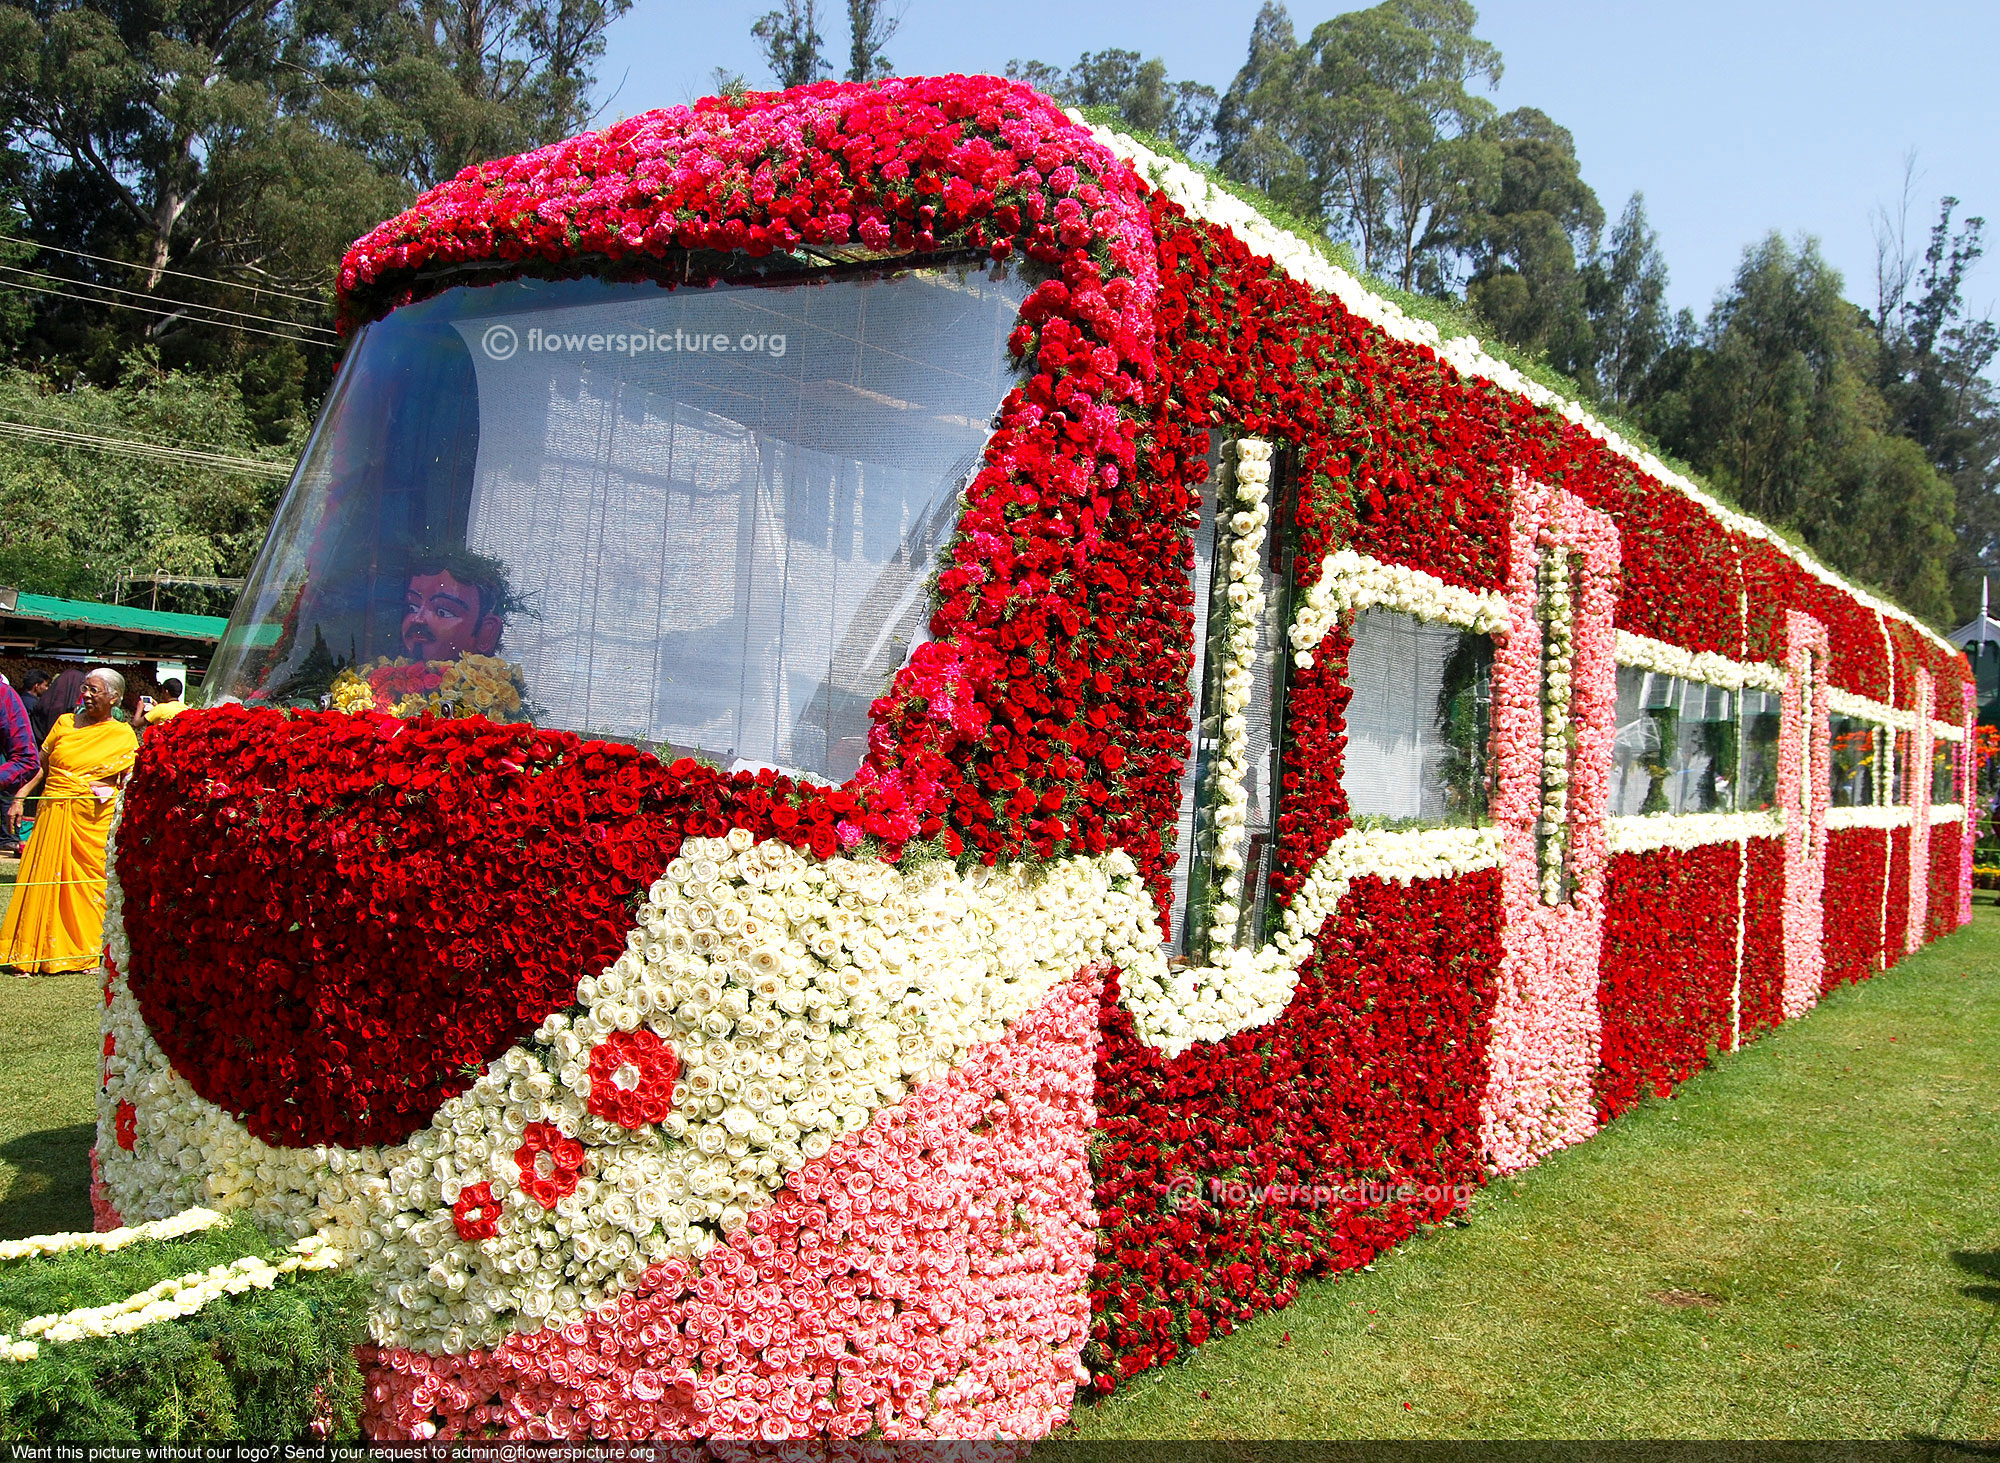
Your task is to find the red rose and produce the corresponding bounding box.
[585,1028,680,1128]
[453,1181,501,1242]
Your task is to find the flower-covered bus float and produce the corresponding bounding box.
[94,76,1974,1439]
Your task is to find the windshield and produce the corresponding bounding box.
[207,258,1029,782]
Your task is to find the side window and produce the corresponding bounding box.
[1608,669,1738,815]
[1737,688,1782,811]
[1934,738,1960,803]
[1828,714,1880,807]
[1341,611,1494,827]
[1167,434,1298,962]
[1890,728,1911,805]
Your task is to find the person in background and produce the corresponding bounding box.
[144,677,189,727]
[0,667,140,973]
[0,672,36,856]
[16,670,48,742]
[34,668,84,746]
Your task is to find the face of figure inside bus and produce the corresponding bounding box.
[402,569,503,663]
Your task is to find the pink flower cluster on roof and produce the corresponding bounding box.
[336,75,1158,342]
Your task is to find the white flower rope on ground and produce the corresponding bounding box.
[0,1205,226,1263]
[0,1219,339,1362]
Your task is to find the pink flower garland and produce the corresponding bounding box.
[361,972,1101,1441]
[1480,475,1619,1173]
[1958,682,1977,927]
[1905,670,1934,954]
[1778,611,1830,1017]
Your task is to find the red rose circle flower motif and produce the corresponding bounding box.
[114,1100,137,1151]
[585,1029,679,1129]
[453,1181,501,1242]
[514,1121,585,1208]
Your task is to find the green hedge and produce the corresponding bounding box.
[0,1217,368,1440]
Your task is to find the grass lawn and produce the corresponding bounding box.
[0,858,102,1242]
[1070,902,2000,1440]
[0,882,1993,1438]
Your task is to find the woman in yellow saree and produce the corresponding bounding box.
[1,668,140,974]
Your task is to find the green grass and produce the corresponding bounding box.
[0,948,101,1241]
[1070,902,2000,1440]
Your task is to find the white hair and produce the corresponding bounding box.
[85,666,127,701]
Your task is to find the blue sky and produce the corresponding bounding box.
[589,0,1999,330]
[592,2,2000,327]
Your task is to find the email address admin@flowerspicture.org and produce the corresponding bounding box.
[480,322,788,361]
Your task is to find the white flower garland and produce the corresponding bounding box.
[1933,720,1965,743]
[1825,686,1918,732]
[0,1205,226,1264]
[1824,805,1913,831]
[1118,825,1505,1054]
[1076,118,1960,664]
[1196,438,1274,946]
[1537,547,1578,906]
[0,1233,340,1360]
[1289,549,1508,667]
[1613,630,1783,694]
[1605,810,1786,856]
[1929,803,1966,826]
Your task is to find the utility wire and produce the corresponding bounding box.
[0,264,337,338]
[0,278,335,346]
[0,234,330,309]
[0,419,295,478]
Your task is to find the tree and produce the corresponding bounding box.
[1582,192,1671,408]
[752,0,827,88]
[1005,49,1218,159]
[0,0,625,386]
[1873,191,2000,617]
[0,349,293,607]
[843,0,897,83]
[1216,0,1501,291]
[300,0,634,193]
[1214,2,1296,190]
[1459,106,1601,368]
[1642,232,1957,623]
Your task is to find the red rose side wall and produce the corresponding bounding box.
[90,80,1974,1436]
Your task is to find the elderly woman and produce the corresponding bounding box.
[0,667,140,973]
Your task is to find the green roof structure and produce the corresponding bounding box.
[0,589,230,665]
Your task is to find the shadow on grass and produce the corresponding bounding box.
[0,1122,95,1241]
[1920,1250,2000,1450]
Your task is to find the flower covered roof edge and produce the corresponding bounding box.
[1070,113,1962,662]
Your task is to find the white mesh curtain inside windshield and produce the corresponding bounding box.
[450,269,1018,780]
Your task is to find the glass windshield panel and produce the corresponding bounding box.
[1341,609,1494,828]
[207,260,1028,782]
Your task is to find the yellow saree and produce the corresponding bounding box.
[0,714,139,974]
